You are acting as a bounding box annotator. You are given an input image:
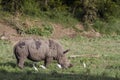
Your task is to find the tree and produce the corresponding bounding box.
[1,0,24,13]
[81,0,98,23]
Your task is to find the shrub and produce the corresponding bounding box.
[93,18,120,35]
[21,0,40,16]
[24,24,53,36]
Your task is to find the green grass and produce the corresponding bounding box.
[39,11,79,28]
[93,18,120,35]
[0,36,120,80]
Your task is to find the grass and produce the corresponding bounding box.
[39,11,79,28]
[93,18,120,35]
[0,36,120,80]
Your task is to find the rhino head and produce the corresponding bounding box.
[58,49,73,68]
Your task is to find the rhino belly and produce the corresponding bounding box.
[28,47,48,62]
[27,49,46,61]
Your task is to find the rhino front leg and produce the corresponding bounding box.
[44,57,53,68]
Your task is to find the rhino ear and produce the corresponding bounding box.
[63,49,70,54]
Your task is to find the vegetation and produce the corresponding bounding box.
[0,0,120,35]
[24,24,53,36]
[0,1,120,80]
[0,36,120,80]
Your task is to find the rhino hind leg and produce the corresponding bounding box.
[17,57,26,69]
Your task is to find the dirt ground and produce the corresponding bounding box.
[0,18,101,45]
[0,19,78,44]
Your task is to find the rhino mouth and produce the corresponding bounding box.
[68,64,73,68]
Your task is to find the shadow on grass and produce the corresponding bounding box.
[0,69,119,80]
[0,61,36,68]
[0,62,119,80]
[0,62,16,68]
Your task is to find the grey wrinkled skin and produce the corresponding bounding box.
[14,38,73,69]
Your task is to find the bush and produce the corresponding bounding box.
[24,24,53,36]
[21,0,40,16]
[39,11,79,28]
[93,18,120,35]
[0,0,24,15]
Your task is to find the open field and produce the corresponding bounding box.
[0,36,120,80]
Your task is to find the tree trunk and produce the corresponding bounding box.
[72,6,77,15]
[45,0,48,7]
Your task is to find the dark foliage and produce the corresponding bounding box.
[0,0,120,34]
[1,0,120,22]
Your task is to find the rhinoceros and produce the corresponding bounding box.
[13,38,72,69]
